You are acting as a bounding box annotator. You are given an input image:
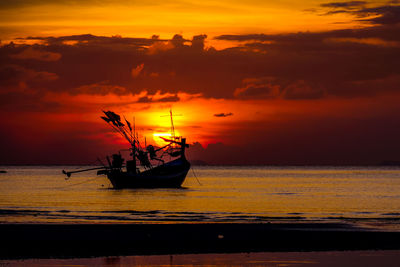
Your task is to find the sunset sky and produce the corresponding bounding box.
[1,0,400,165]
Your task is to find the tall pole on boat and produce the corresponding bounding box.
[170,109,175,141]
[133,117,136,170]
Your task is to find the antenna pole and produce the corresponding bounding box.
[133,117,136,161]
[170,109,176,140]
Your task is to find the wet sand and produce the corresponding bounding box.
[1,223,400,259]
[2,251,400,266]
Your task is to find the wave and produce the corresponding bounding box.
[1,208,400,230]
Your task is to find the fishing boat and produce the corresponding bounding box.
[63,110,190,189]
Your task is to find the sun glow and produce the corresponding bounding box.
[152,132,172,147]
[152,130,182,147]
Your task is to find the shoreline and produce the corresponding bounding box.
[2,222,400,259]
[3,251,400,266]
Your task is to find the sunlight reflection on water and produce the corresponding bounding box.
[1,166,400,229]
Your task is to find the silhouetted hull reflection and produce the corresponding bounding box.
[107,158,190,189]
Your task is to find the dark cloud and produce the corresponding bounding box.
[214,112,233,117]
[170,34,187,48]
[156,95,180,102]
[320,1,367,9]
[215,24,400,98]
[10,47,61,61]
[72,81,129,95]
[1,28,400,164]
[0,65,60,113]
[191,34,207,50]
[137,94,180,103]
[234,78,280,99]
[215,23,400,42]
[137,96,152,103]
[235,85,279,98]
[320,2,400,25]
[234,77,326,100]
[0,64,58,89]
[357,5,400,25]
[282,80,326,100]
[0,21,399,112]
[21,34,165,47]
[1,33,216,100]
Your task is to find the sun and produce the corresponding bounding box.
[152,132,172,147]
[152,131,181,147]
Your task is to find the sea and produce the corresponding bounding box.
[1,166,400,230]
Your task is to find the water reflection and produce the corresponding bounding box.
[1,166,400,229]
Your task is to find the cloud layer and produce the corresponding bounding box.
[1,1,400,165]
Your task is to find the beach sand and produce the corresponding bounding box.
[1,223,400,260]
[2,250,400,266]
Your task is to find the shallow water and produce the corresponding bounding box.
[1,166,400,229]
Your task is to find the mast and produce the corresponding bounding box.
[130,117,136,173]
[170,109,175,140]
[133,117,136,162]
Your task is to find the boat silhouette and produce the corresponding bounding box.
[63,110,190,189]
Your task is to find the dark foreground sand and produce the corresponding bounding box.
[1,223,400,259]
[2,251,400,266]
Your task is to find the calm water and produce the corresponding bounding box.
[1,166,400,229]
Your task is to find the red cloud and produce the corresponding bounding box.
[1,20,400,165]
[10,47,61,61]
[131,63,144,78]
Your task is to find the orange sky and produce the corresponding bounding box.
[1,0,400,165]
[0,0,383,44]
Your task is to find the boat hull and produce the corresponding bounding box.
[107,158,190,189]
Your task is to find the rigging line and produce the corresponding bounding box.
[118,125,132,143]
[46,177,99,190]
[191,166,202,186]
[70,155,110,170]
[101,110,132,144]
[69,158,103,170]
[97,157,107,168]
[106,122,130,141]
[170,109,175,141]
[185,153,202,186]
[123,115,134,142]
